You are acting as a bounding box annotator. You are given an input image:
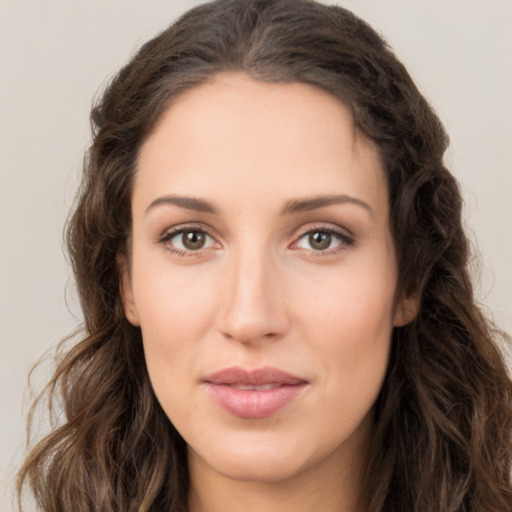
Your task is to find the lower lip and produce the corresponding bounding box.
[206,383,307,419]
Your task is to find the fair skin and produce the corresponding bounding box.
[120,72,416,512]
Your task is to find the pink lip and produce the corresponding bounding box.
[204,367,308,419]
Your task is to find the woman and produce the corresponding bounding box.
[18,0,512,510]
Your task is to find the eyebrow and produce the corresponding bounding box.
[281,194,373,216]
[145,193,373,217]
[145,195,219,214]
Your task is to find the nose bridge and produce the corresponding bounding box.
[218,238,288,343]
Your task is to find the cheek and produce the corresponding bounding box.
[295,258,396,399]
[133,253,217,332]
[297,253,396,342]
[314,291,392,383]
[131,261,220,390]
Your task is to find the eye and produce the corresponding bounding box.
[159,227,216,253]
[295,228,353,253]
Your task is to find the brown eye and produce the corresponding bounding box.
[161,228,216,253]
[308,231,332,250]
[294,227,352,254]
[182,230,206,250]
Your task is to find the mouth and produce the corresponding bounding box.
[204,366,309,419]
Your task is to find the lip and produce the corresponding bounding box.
[204,366,309,419]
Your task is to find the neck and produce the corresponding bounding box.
[188,470,363,512]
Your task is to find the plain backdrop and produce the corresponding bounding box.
[1,1,511,509]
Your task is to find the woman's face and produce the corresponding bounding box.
[121,73,414,485]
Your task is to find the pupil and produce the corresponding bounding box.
[309,231,331,250]
[183,231,205,250]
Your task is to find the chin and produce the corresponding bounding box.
[205,451,308,483]
[187,426,343,485]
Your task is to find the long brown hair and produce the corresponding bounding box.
[18,1,512,510]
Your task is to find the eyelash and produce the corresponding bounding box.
[294,226,355,256]
[157,225,215,257]
[157,224,355,257]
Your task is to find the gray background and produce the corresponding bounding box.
[1,1,511,509]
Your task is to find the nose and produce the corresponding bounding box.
[216,246,290,345]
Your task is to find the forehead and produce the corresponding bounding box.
[135,72,387,215]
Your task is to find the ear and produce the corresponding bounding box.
[117,253,141,326]
[393,292,419,327]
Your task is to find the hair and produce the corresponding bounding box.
[18,0,512,511]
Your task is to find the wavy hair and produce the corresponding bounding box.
[18,1,512,510]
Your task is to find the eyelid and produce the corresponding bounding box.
[290,223,355,253]
[157,223,220,255]
[156,221,354,257]
[158,222,205,240]
[293,221,354,239]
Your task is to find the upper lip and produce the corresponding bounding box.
[204,366,308,386]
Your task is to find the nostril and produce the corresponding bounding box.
[218,311,289,345]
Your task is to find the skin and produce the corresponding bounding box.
[120,73,416,512]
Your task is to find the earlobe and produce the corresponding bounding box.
[393,293,419,327]
[117,253,141,327]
